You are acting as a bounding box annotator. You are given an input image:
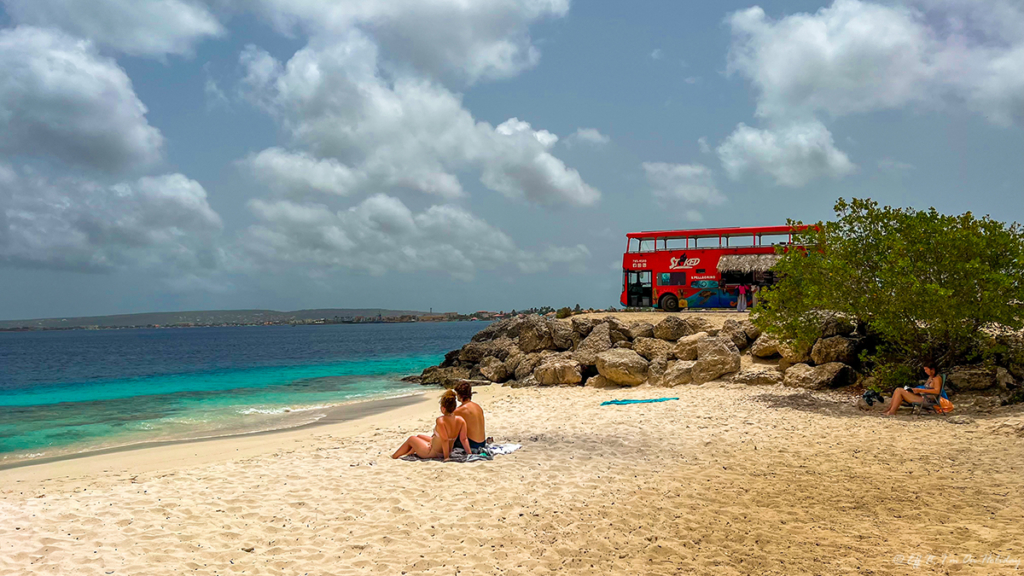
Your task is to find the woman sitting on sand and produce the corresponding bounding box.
[391,390,471,461]
[883,364,942,416]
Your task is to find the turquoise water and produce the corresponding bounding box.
[0,323,484,463]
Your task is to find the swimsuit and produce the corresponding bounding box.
[469,438,486,450]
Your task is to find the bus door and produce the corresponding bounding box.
[626,270,652,307]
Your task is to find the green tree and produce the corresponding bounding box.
[556,306,573,319]
[755,198,1024,381]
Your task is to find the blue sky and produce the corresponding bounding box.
[0,0,1021,320]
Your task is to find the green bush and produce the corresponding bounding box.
[555,307,573,319]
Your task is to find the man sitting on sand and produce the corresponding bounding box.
[453,381,487,452]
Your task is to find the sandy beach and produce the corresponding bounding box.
[2,381,1023,575]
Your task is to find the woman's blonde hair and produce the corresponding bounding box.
[440,389,458,413]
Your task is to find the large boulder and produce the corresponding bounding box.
[750,334,781,358]
[662,360,695,386]
[691,337,742,384]
[632,337,675,361]
[421,366,471,386]
[471,317,524,342]
[729,367,784,386]
[648,355,669,386]
[609,329,629,345]
[514,352,550,381]
[683,316,716,336]
[810,335,859,366]
[595,349,649,386]
[720,319,750,350]
[439,349,460,368]
[948,365,998,391]
[478,357,509,383]
[819,315,856,338]
[570,316,596,338]
[778,340,813,371]
[534,357,583,386]
[503,352,523,375]
[741,320,762,341]
[551,322,575,351]
[653,316,690,341]
[673,332,709,361]
[574,323,612,366]
[601,316,631,335]
[584,374,618,388]
[783,362,855,390]
[627,322,655,340]
[518,316,555,353]
[614,341,634,349]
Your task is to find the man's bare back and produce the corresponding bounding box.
[453,400,485,443]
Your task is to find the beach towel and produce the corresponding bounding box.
[601,397,679,406]
[400,443,522,463]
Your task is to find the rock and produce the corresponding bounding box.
[595,349,649,386]
[741,320,762,341]
[783,362,855,390]
[948,365,998,390]
[613,341,634,349]
[458,341,492,364]
[810,335,859,366]
[691,337,741,384]
[819,315,856,338]
[632,337,674,361]
[653,316,690,341]
[551,322,574,351]
[514,352,549,381]
[778,340,813,371]
[401,374,422,384]
[627,322,655,340]
[574,323,612,366]
[750,334,781,358]
[720,319,749,350]
[503,352,523,375]
[511,374,538,388]
[471,317,524,342]
[421,366,470,386]
[648,355,669,386]
[518,316,555,353]
[534,357,583,385]
[728,367,784,386]
[997,366,1016,390]
[609,329,629,345]
[662,360,695,386]
[601,316,631,335]
[570,316,596,337]
[683,316,715,336]
[673,332,709,361]
[448,378,492,389]
[478,356,509,383]
[584,374,618,388]
[439,349,460,368]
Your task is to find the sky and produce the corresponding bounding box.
[0,0,1022,320]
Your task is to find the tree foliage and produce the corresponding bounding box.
[754,198,1024,378]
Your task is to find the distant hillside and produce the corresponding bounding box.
[0,308,428,329]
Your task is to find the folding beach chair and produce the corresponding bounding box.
[911,373,951,416]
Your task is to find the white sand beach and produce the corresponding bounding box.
[2,381,1023,575]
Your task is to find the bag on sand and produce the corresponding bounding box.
[936,397,954,414]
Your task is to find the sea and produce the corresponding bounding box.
[0,322,486,466]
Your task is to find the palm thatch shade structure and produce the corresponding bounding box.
[717,254,781,273]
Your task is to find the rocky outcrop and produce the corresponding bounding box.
[584,374,617,388]
[614,341,634,349]
[514,352,551,381]
[471,316,523,342]
[948,365,998,390]
[662,360,695,386]
[778,340,813,372]
[551,321,574,351]
[673,332,709,361]
[810,335,859,366]
[750,333,781,358]
[595,349,649,386]
[692,337,741,384]
[632,337,674,361]
[421,365,471,386]
[478,356,509,383]
[648,355,669,386]
[574,323,612,366]
[653,316,690,341]
[783,362,855,390]
[627,322,655,340]
[518,316,555,353]
[728,367,784,386]
[534,357,583,385]
[720,319,749,350]
[570,316,596,338]
[741,320,761,341]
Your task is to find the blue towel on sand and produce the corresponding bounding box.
[601,397,678,406]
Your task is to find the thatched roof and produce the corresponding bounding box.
[717,254,781,273]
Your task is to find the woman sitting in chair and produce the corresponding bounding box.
[883,364,942,416]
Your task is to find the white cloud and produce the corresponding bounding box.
[3,0,224,57]
[697,137,711,154]
[244,148,364,197]
[717,121,856,187]
[566,128,611,146]
[0,27,164,172]
[242,194,588,280]
[239,36,599,206]
[726,0,1024,126]
[0,170,223,272]
[642,162,726,219]
[246,0,569,85]
[650,48,663,60]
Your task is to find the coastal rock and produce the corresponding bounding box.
[574,323,612,366]
[728,367,784,386]
[584,374,618,388]
[570,316,596,337]
[518,316,556,353]
[692,337,741,384]
[741,320,762,341]
[595,349,649,386]
[720,320,750,350]
[662,360,695,386]
[479,357,509,383]
[551,322,575,351]
[627,322,655,340]
[471,317,524,342]
[439,349,460,368]
[683,316,716,336]
[613,341,634,349]
[632,337,674,361]
[421,366,470,386]
[783,362,855,390]
[514,352,550,381]
[810,335,859,366]
[997,367,1016,390]
[673,332,709,361]
[609,329,629,345]
[534,357,583,386]
[647,355,669,386]
[601,316,631,335]
[653,316,690,341]
[778,340,813,371]
[503,352,523,375]
[820,315,856,338]
[750,334,781,358]
[948,365,998,391]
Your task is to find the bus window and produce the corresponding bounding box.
[658,272,687,286]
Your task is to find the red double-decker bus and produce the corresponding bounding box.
[620,225,801,311]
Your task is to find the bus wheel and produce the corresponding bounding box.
[660,294,679,312]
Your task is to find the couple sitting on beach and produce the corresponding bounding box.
[391,382,487,461]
